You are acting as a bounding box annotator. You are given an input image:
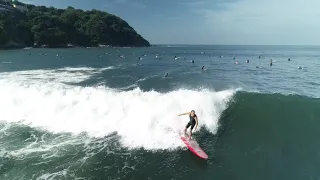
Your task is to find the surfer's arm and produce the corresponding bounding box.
[178,112,190,116]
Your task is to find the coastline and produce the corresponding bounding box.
[0,2,150,50]
[0,44,150,50]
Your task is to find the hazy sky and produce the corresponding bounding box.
[21,0,320,45]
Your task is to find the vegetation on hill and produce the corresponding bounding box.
[0,1,150,48]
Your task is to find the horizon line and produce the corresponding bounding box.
[151,44,320,46]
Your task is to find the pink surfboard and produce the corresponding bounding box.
[181,135,208,160]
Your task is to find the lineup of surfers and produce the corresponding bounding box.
[28,52,302,80]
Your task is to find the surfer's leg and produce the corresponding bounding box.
[189,122,196,140]
[185,123,191,135]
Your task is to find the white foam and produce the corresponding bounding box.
[0,68,236,150]
[36,169,70,180]
[0,66,115,85]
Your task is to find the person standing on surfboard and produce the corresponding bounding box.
[178,110,198,140]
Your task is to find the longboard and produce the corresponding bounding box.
[181,135,208,160]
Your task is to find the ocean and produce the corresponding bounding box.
[0,45,320,180]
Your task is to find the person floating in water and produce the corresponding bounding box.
[259,55,261,59]
[164,72,169,77]
[202,66,205,71]
[191,60,195,63]
[178,110,198,140]
[288,58,291,61]
[270,59,273,66]
[246,60,249,63]
[174,56,177,60]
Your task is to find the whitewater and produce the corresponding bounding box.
[0,66,235,150]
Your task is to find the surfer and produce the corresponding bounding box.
[178,110,198,140]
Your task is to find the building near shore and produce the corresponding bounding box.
[0,0,28,11]
[12,3,27,11]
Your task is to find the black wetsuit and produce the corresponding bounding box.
[186,114,197,130]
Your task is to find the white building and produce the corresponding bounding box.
[12,3,27,11]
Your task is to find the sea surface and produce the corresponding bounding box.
[0,45,320,180]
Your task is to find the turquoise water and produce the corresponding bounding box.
[0,46,319,179]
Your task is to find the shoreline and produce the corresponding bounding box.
[0,45,151,50]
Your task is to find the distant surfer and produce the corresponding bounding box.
[164,72,169,77]
[246,60,249,63]
[288,58,291,61]
[270,59,273,66]
[192,60,195,63]
[201,66,207,71]
[178,110,198,140]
